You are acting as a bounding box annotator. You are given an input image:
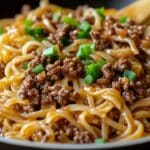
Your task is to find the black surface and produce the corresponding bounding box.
[0,0,150,149]
[0,0,134,18]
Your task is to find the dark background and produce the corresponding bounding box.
[0,0,134,18]
[0,0,150,149]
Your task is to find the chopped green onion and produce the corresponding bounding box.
[119,17,128,24]
[43,45,59,61]
[24,19,34,26]
[22,62,29,70]
[96,7,105,20]
[34,28,44,36]
[77,30,90,39]
[97,59,106,68]
[78,21,91,32]
[61,16,79,27]
[0,27,5,35]
[83,59,94,65]
[95,138,105,144]
[77,43,95,60]
[32,64,44,74]
[84,75,94,85]
[25,27,45,38]
[123,70,136,81]
[25,27,34,36]
[86,63,101,79]
[52,12,60,22]
[61,36,70,46]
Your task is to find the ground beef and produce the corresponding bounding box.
[103,16,146,40]
[46,60,63,81]
[41,83,79,107]
[52,119,94,143]
[63,57,84,79]
[0,63,5,78]
[19,54,83,111]
[96,57,150,105]
[91,31,112,51]
[48,24,75,48]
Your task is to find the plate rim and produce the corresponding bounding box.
[0,136,150,149]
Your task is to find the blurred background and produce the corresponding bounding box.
[0,0,134,18]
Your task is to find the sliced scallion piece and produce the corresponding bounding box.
[94,138,106,144]
[95,7,105,20]
[61,15,79,27]
[78,21,91,32]
[119,17,128,24]
[84,74,94,85]
[97,59,106,68]
[22,62,29,70]
[24,19,34,26]
[77,43,95,60]
[43,45,59,61]
[77,30,90,39]
[123,70,136,81]
[32,64,44,74]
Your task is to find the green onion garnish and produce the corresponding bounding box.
[22,62,29,70]
[34,28,44,36]
[32,64,44,74]
[0,27,5,35]
[25,27,34,36]
[97,59,106,68]
[96,7,105,20]
[61,16,79,27]
[43,45,59,61]
[24,19,34,26]
[78,21,91,32]
[84,59,107,85]
[123,70,136,81]
[84,74,94,85]
[119,17,128,24]
[95,138,106,144]
[77,30,90,39]
[86,63,101,79]
[83,59,94,65]
[25,27,44,37]
[77,43,95,60]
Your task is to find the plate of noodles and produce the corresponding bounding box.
[0,0,150,149]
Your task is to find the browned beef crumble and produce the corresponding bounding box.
[63,57,84,79]
[91,31,112,51]
[52,119,94,143]
[91,16,146,51]
[48,24,76,49]
[97,58,150,105]
[19,54,83,111]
